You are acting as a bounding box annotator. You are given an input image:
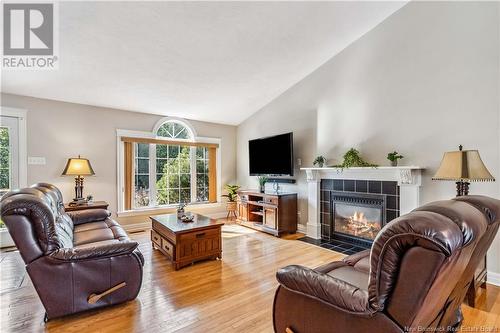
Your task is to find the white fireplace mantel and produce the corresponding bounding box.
[301,166,425,239]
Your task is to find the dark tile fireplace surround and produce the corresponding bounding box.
[300,179,400,255]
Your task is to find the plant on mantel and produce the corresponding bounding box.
[313,156,327,168]
[330,148,378,169]
[387,151,404,167]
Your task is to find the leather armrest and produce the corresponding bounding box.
[49,241,138,261]
[343,249,370,266]
[67,209,111,225]
[276,265,371,313]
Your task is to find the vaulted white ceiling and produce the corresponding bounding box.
[1,1,407,125]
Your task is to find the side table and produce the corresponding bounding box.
[64,201,109,212]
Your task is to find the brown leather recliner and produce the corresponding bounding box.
[0,183,144,320]
[274,195,500,333]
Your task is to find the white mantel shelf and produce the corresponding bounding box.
[300,166,425,185]
[301,166,425,239]
[300,166,423,170]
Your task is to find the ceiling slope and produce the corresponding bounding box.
[1,1,407,125]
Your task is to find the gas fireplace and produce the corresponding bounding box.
[334,205,382,241]
[331,191,386,248]
[301,174,415,255]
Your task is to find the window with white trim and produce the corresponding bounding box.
[121,118,217,211]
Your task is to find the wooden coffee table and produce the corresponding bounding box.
[150,213,224,270]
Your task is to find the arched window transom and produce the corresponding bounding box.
[155,119,194,140]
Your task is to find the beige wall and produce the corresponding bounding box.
[237,2,500,273]
[1,93,237,226]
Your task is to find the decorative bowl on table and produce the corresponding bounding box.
[180,214,194,223]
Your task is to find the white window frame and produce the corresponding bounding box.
[0,107,27,247]
[116,118,222,216]
[0,107,27,189]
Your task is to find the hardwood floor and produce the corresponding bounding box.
[1,221,499,332]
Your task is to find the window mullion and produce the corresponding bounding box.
[190,147,196,203]
[149,144,157,207]
[129,143,135,210]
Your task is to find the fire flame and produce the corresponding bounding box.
[338,210,381,240]
[351,211,367,224]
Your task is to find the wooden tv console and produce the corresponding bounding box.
[236,190,297,237]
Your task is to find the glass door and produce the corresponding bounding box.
[0,110,26,247]
[0,115,20,196]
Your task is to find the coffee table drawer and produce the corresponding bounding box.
[161,238,174,257]
[179,227,219,241]
[151,230,162,247]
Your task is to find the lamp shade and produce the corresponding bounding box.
[61,157,95,176]
[432,149,495,182]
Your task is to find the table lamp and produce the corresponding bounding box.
[432,145,495,196]
[61,155,95,204]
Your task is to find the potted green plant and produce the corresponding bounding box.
[222,184,240,217]
[332,148,378,169]
[258,176,268,193]
[387,151,404,166]
[313,156,327,168]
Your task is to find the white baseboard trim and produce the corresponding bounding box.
[297,224,307,234]
[487,271,500,286]
[123,222,151,233]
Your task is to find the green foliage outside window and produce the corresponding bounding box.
[156,145,191,205]
[0,127,10,190]
[133,121,212,208]
[195,147,209,202]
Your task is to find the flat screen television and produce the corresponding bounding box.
[249,132,293,176]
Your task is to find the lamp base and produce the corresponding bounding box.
[455,181,470,197]
[74,176,85,201]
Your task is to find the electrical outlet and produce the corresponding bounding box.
[297,158,302,166]
[28,157,46,165]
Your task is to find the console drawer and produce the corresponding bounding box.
[264,196,278,205]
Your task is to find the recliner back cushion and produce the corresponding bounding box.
[32,184,74,248]
[1,185,74,253]
[368,196,498,330]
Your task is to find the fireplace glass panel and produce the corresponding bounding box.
[334,203,382,241]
